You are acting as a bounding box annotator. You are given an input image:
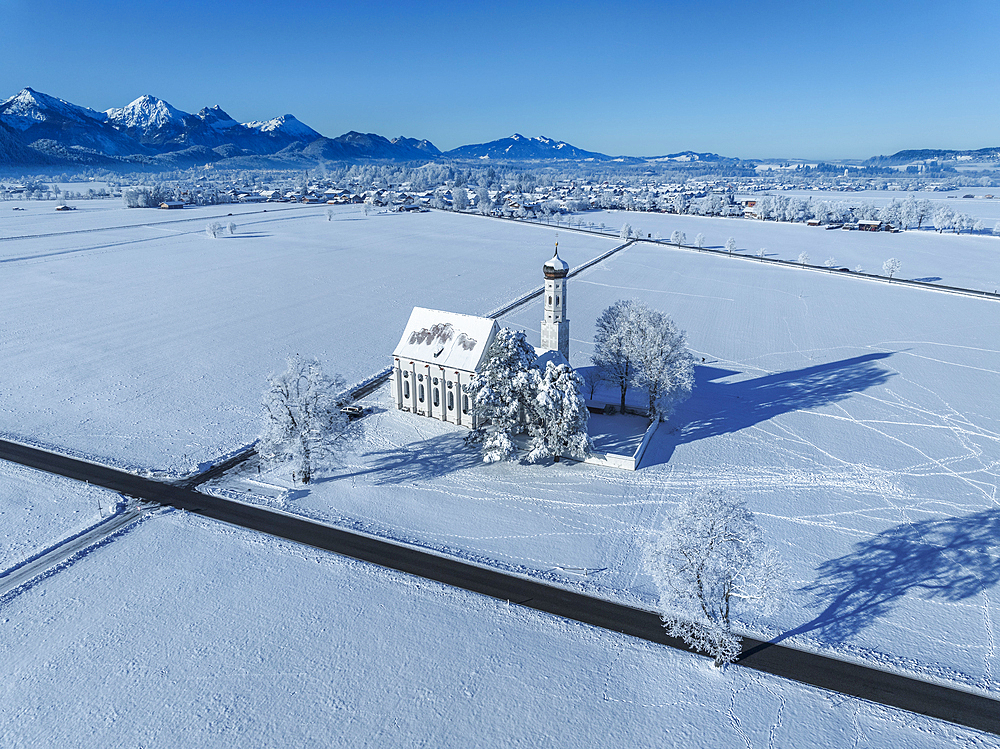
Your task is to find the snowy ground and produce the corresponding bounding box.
[4,202,1000,725]
[0,510,990,748]
[0,462,111,570]
[0,202,615,473]
[578,209,1000,293]
[207,234,1000,695]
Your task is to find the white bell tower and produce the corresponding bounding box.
[540,243,570,361]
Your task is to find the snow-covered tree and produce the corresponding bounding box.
[452,187,469,211]
[645,490,788,666]
[258,356,351,484]
[206,221,223,238]
[466,328,540,463]
[993,222,1000,237]
[526,362,593,463]
[227,222,237,235]
[757,248,766,260]
[593,301,693,419]
[797,252,810,266]
[883,257,901,280]
[592,300,640,415]
[630,309,695,421]
[933,205,954,233]
[670,230,686,246]
[619,223,632,240]
[824,257,836,268]
[725,237,737,254]
[695,232,705,249]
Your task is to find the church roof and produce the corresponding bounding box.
[543,247,569,277]
[393,307,498,373]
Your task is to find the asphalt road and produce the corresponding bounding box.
[2,437,998,736]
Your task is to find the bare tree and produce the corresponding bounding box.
[725,237,736,254]
[883,257,901,280]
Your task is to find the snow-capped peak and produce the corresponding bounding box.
[195,105,239,129]
[0,87,107,131]
[243,114,321,140]
[105,95,189,130]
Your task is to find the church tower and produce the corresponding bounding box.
[540,244,570,361]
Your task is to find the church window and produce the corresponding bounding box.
[403,380,410,399]
[418,384,424,402]
[462,395,469,413]
[447,391,454,410]
[555,297,559,305]
[433,377,439,385]
[433,388,440,407]
[417,373,424,382]
[548,296,552,305]
[447,380,453,388]
[402,370,409,378]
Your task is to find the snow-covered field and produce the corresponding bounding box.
[4,202,1000,737]
[0,510,988,748]
[580,210,1000,293]
[0,202,615,472]
[202,231,1000,695]
[0,462,111,570]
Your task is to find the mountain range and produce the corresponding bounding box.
[0,87,728,170]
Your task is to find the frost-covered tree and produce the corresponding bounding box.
[883,257,901,280]
[630,309,695,421]
[695,232,705,249]
[824,257,836,268]
[725,237,737,254]
[593,301,693,419]
[526,362,593,463]
[206,221,223,238]
[592,300,640,415]
[452,187,469,211]
[619,223,632,240]
[757,248,766,260]
[258,356,351,484]
[797,252,810,266]
[933,205,954,233]
[993,222,1000,237]
[466,328,540,463]
[670,230,686,246]
[227,222,237,235]
[645,490,787,666]
[973,219,985,234]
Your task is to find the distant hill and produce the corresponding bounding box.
[445,133,609,161]
[867,147,1000,165]
[0,87,733,170]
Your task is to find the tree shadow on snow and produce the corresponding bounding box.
[327,430,482,485]
[642,352,895,468]
[774,506,1000,646]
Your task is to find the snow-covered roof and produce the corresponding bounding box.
[543,247,569,277]
[393,307,498,373]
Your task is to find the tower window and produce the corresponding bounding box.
[433,388,440,407]
[403,380,410,399]
[448,391,454,410]
[418,384,425,402]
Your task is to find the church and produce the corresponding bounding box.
[391,247,571,428]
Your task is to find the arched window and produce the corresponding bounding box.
[418,384,425,402]
[548,296,552,305]
[447,391,454,411]
[433,388,440,407]
[403,380,410,399]
[462,395,469,413]
[555,296,559,305]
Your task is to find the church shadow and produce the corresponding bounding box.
[768,507,1000,647]
[641,352,895,468]
[329,430,482,485]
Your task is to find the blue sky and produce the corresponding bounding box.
[2,0,997,160]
